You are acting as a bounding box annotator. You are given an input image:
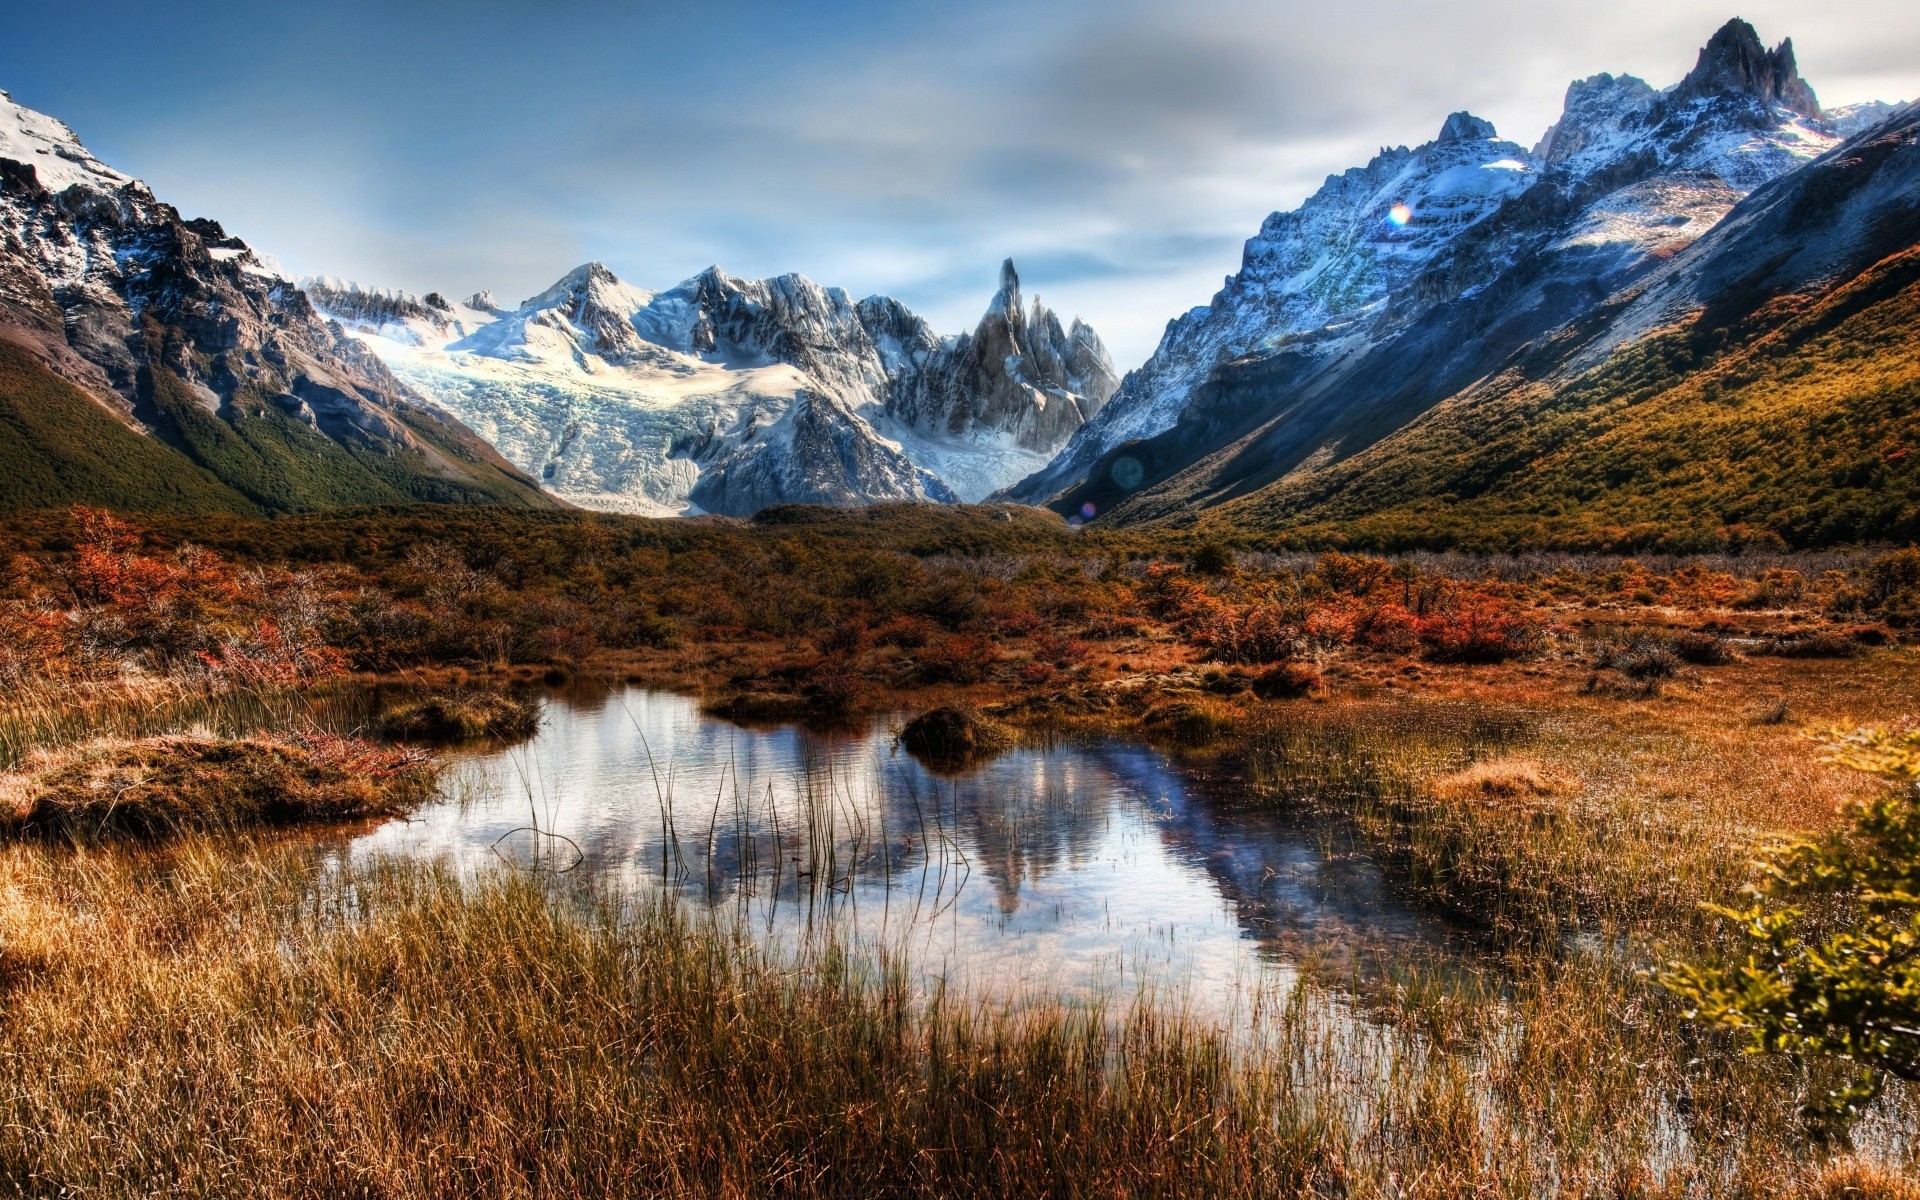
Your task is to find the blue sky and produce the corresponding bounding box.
[6,0,1916,366]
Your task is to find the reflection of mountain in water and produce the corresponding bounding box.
[339,687,1477,1004]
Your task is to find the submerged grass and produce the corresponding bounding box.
[0,845,1910,1198]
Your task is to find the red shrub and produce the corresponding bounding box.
[917,635,1001,685]
[1191,604,1299,665]
[871,615,941,649]
[1351,602,1421,653]
[1417,595,1543,664]
[816,618,874,656]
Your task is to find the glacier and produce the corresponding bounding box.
[308,258,1118,514]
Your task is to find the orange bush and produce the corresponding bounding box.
[1418,594,1543,664]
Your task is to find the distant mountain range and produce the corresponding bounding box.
[1006,19,1917,549]
[305,258,1117,515]
[0,17,1914,548]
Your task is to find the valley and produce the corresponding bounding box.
[1,9,1918,1198]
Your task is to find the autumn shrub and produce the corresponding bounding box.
[1190,542,1236,575]
[994,607,1046,638]
[1417,595,1543,664]
[1735,568,1809,611]
[1030,631,1089,668]
[1251,662,1320,700]
[1191,604,1300,666]
[799,660,868,714]
[1759,631,1863,660]
[870,615,939,649]
[815,617,874,656]
[1864,548,1920,627]
[1593,631,1683,682]
[1349,601,1421,653]
[916,635,1000,685]
[1673,631,1736,665]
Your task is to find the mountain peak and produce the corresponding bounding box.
[0,88,132,193]
[523,260,651,313]
[1436,111,1497,145]
[1671,18,1820,118]
[991,258,1024,323]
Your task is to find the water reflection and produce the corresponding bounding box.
[334,686,1473,1012]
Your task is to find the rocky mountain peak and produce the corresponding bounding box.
[1671,18,1820,119]
[463,290,502,314]
[1436,112,1497,145]
[991,258,1023,323]
[1534,72,1659,165]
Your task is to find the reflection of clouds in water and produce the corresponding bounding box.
[345,687,1471,1016]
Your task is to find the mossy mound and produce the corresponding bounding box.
[0,735,439,842]
[380,692,541,743]
[1138,701,1236,747]
[705,692,812,721]
[899,706,1013,770]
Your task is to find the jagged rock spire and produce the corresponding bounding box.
[1437,112,1497,144]
[1671,18,1820,118]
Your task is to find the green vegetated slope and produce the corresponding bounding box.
[1197,244,1920,552]
[0,340,259,515]
[0,336,553,517]
[137,362,551,514]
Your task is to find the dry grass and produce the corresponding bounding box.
[1426,756,1569,803]
[379,690,541,743]
[0,845,1910,1198]
[0,734,436,842]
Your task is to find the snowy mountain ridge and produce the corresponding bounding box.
[312,257,1118,514]
[1008,18,1902,511]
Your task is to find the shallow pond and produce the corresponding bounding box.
[326,684,1476,1013]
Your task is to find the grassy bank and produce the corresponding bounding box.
[0,846,1913,1198]
[0,733,437,842]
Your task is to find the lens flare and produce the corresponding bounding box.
[1388,203,1413,226]
[1080,502,1097,520]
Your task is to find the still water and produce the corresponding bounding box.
[335,684,1471,1011]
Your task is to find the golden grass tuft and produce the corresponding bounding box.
[0,733,437,842]
[379,690,540,743]
[1426,756,1570,803]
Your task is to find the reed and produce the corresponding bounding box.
[0,844,1911,1198]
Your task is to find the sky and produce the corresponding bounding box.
[4,0,1916,368]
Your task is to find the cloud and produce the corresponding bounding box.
[7,0,1918,366]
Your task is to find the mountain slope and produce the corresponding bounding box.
[314,259,1117,513]
[0,89,552,514]
[0,337,257,513]
[1008,111,1539,504]
[1012,20,1889,538]
[1190,100,1920,550]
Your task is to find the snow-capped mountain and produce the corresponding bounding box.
[1009,19,1895,518]
[311,258,1117,514]
[1006,111,1539,504]
[1195,95,1920,546]
[0,88,548,513]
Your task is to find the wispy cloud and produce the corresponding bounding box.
[6,0,1915,365]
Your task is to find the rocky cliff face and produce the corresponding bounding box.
[0,89,549,512]
[1007,107,1538,504]
[314,257,1116,512]
[889,259,1118,457]
[1011,18,1885,525]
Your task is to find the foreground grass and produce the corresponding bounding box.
[0,846,1914,1198]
